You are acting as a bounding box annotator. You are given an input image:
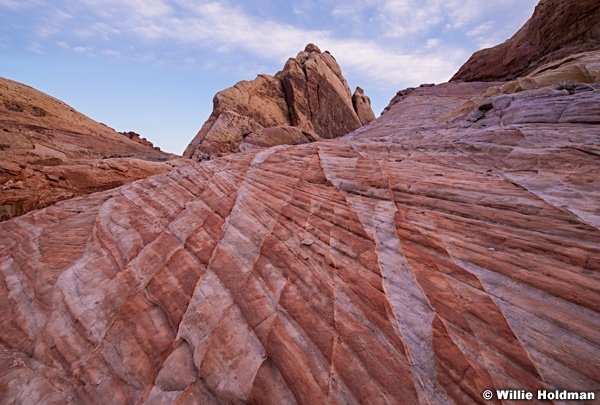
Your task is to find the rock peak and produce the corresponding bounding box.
[304,43,321,53]
[183,45,374,160]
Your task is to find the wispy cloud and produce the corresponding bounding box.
[35,9,73,37]
[0,0,37,9]
[80,0,172,19]
[1,0,538,89]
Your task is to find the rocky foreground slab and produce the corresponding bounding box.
[0,51,598,402]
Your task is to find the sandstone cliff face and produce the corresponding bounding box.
[183,44,374,160]
[1,50,599,403]
[452,0,600,82]
[0,77,186,221]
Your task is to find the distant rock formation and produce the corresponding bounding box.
[452,0,600,82]
[183,44,375,160]
[0,77,186,221]
[382,83,435,114]
[352,86,376,125]
[119,131,161,151]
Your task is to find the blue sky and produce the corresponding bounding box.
[1,0,538,154]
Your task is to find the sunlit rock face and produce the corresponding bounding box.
[452,0,600,82]
[1,73,598,403]
[183,44,374,160]
[0,77,183,222]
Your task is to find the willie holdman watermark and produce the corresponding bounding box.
[482,389,596,401]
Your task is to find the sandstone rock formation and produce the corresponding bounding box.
[0,77,188,221]
[442,50,600,126]
[452,0,600,82]
[351,87,376,125]
[2,1,600,403]
[1,52,599,403]
[382,83,435,115]
[183,44,374,160]
[120,131,162,151]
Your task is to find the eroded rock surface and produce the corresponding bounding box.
[452,0,600,81]
[0,77,187,221]
[444,50,600,128]
[183,44,374,160]
[1,76,598,403]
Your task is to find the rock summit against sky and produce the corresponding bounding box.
[183,44,375,161]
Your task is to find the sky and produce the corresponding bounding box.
[1,0,539,154]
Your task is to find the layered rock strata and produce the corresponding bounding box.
[183,44,374,160]
[2,0,600,402]
[0,77,185,221]
[1,65,598,403]
[452,0,600,82]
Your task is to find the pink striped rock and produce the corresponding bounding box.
[0,79,598,403]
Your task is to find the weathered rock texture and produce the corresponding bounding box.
[0,77,187,221]
[442,50,600,126]
[183,44,374,160]
[1,48,599,403]
[452,0,600,82]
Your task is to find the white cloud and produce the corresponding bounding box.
[80,0,172,19]
[425,38,441,48]
[0,0,19,7]
[99,49,122,58]
[10,0,538,89]
[0,0,40,9]
[35,9,73,37]
[26,41,45,54]
[327,40,469,89]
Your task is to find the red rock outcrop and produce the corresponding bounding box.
[452,0,600,82]
[1,54,599,403]
[2,1,600,402]
[351,87,376,125]
[382,83,435,115]
[0,77,187,221]
[183,44,374,160]
[120,131,162,151]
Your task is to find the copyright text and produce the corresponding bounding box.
[482,389,596,401]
